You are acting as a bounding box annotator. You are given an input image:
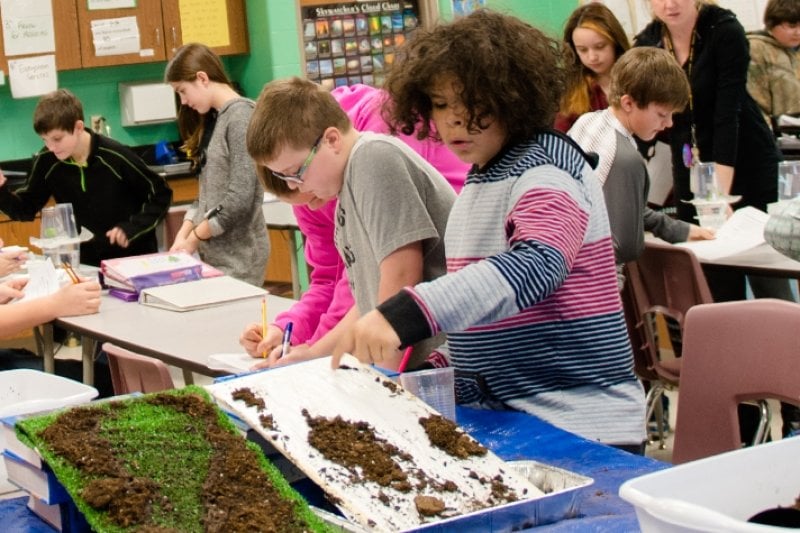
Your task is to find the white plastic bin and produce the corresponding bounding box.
[0,369,98,419]
[0,369,97,495]
[619,437,800,532]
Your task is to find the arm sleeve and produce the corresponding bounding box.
[380,180,587,345]
[711,20,750,166]
[643,207,690,243]
[206,105,260,236]
[111,147,173,243]
[0,153,53,220]
[273,202,354,344]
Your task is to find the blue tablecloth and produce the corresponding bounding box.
[0,406,667,532]
[458,406,668,531]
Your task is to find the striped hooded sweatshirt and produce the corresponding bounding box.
[379,131,637,405]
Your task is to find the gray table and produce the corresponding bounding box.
[699,242,800,280]
[41,293,295,386]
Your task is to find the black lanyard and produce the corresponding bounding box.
[665,27,699,166]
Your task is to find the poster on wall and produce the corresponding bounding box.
[452,0,486,18]
[301,1,420,89]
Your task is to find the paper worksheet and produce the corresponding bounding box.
[207,352,259,374]
[676,206,768,260]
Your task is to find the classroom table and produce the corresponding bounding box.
[0,406,666,532]
[699,241,800,281]
[39,293,295,386]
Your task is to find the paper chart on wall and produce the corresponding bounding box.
[0,0,55,57]
[7,54,56,99]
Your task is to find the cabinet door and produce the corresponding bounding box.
[76,0,166,67]
[0,0,81,73]
[161,0,248,61]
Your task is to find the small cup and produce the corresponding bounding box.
[694,201,728,230]
[400,366,456,422]
[690,162,719,200]
[55,203,78,237]
[778,161,800,201]
[40,206,62,240]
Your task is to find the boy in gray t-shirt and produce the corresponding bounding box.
[247,77,455,370]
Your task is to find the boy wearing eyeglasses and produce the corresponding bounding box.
[246,76,455,370]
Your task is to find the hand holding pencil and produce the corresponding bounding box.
[239,322,283,359]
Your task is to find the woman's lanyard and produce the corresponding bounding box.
[664,27,698,168]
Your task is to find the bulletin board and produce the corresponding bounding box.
[299,1,421,89]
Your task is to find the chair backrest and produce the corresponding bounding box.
[103,342,175,395]
[621,262,659,383]
[635,241,714,329]
[623,242,714,385]
[672,299,800,464]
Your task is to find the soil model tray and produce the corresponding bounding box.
[207,356,547,532]
[14,387,331,533]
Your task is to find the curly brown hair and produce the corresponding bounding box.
[383,9,565,146]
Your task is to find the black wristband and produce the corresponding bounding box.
[377,289,434,347]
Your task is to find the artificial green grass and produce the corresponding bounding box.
[16,385,332,533]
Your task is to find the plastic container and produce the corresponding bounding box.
[693,200,728,230]
[0,369,98,419]
[619,437,800,532]
[399,366,456,421]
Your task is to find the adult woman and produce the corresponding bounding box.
[635,0,791,302]
[555,3,630,132]
[165,43,269,287]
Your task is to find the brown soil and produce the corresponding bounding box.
[35,392,316,532]
[230,386,521,522]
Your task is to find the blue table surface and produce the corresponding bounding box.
[0,406,667,532]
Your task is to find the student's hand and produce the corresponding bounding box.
[49,280,102,317]
[331,310,402,369]
[249,343,316,370]
[0,248,27,277]
[0,278,27,303]
[240,322,283,359]
[0,169,6,188]
[687,225,715,241]
[106,227,129,248]
[169,234,198,254]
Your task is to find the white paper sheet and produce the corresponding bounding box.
[91,16,140,56]
[0,0,55,57]
[7,55,56,99]
[676,206,769,260]
[207,352,259,374]
[207,356,544,532]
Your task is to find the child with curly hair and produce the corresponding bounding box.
[333,10,646,451]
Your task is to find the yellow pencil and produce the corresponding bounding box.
[62,262,80,285]
[261,297,267,358]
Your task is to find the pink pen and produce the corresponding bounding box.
[397,346,414,373]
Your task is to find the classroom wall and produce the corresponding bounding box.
[0,0,575,162]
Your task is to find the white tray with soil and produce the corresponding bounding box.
[207,355,551,532]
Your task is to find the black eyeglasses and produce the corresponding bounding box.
[272,135,323,184]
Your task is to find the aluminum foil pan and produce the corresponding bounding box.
[313,460,593,533]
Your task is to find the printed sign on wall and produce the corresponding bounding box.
[301,1,420,89]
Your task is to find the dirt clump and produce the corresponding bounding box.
[419,414,488,458]
[33,391,319,532]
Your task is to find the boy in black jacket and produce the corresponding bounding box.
[0,89,172,266]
